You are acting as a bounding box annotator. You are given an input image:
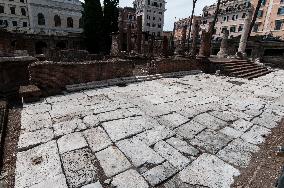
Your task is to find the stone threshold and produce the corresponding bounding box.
[66,70,203,92]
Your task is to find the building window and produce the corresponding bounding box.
[54,15,61,27]
[0,20,8,27]
[275,20,283,30]
[257,10,263,17]
[12,21,17,26]
[230,26,236,33]
[278,7,284,15]
[238,25,243,32]
[20,0,25,2]
[148,0,150,5]
[242,13,247,18]
[38,13,45,25]
[253,23,260,32]
[10,7,16,14]
[23,22,27,27]
[21,8,26,16]
[79,18,83,28]
[0,6,4,13]
[67,17,73,28]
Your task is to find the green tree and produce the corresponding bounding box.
[103,0,119,54]
[82,0,104,54]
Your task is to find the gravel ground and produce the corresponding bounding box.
[0,108,21,188]
[233,118,284,188]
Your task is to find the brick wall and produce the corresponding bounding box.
[0,56,37,98]
[29,60,134,94]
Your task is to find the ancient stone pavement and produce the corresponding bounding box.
[16,71,284,188]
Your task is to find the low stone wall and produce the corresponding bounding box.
[0,56,37,98]
[29,59,134,94]
[152,58,200,74]
[262,56,284,69]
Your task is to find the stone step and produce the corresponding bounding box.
[230,67,267,76]
[222,63,255,69]
[225,65,257,71]
[245,70,272,80]
[238,69,270,78]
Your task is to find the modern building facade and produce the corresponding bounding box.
[173,16,201,41]
[0,0,29,32]
[27,0,83,35]
[133,0,166,37]
[118,7,137,34]
[200,0,284,39]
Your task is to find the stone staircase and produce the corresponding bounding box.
[211,59,272,80]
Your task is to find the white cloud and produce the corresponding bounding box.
[80,0,217,30]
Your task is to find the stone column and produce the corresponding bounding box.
[141,33,146,54]
[181,25,187,52]
[149,35,154,56]
[217,29,229,58]
[162,36,169,58]
[237,11,253,58]
[191,17,200,56]
[136,15,142,54]
[198,30,211,58]
[110,32,120,56]
[127,24,132,52]
[118,20,124,52]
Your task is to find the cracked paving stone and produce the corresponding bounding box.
[192,113,228,130]
[61,148,98,188]
[230,119,253,132]
[83,114,100,128]
[81,181,103,188]
[17,128,54,151]
[158,113,189,129]
[102,116,155,142]
[241,125,271,144]
[21,112,52,132]
[116,138,165,167]
[135,125,175,146]
[154,141,191,170]
[209,110,239,122]
[29,174,68,188]
[166,137,199,156]
[190,129,232,154]
[53,118,87,137]
[217,138,260,167]
[175,121,206,140]
[57,132,88,154]
[111,169,149,188]
[22,103,51,115]
[163,174,205,188]
[142,161,178,186]
[179,153,240,188]
[15,141,63,188]
[83,126,112,152]
[95,146,131,177]
[219,127,243,139]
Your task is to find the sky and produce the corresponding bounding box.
[79,0,217,31]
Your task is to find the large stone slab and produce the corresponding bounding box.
[61,148,98,188]
[84,127,112,152]
[175,121,206,140]
[190,129,232,154]
[142,162,177,186]
[158,113,189,129]
[102,116,155,142]
[217,138,259,167]
[57,132,88,154]
[15,141,63,188]
[116,138,165,167]
[135,125,175,146]
[166,137,199,156]
[95,146,131,177]
[21,112,52,132]
[17,128,54,151]
[154,141,191,170]
[179,153,240,188]
[29,174,68,188]
[53,118,87,137]
[241,125,271,144]
[192,113,228,130]
[111,169,149,188]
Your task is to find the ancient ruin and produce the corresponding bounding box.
[0,0,284,188]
